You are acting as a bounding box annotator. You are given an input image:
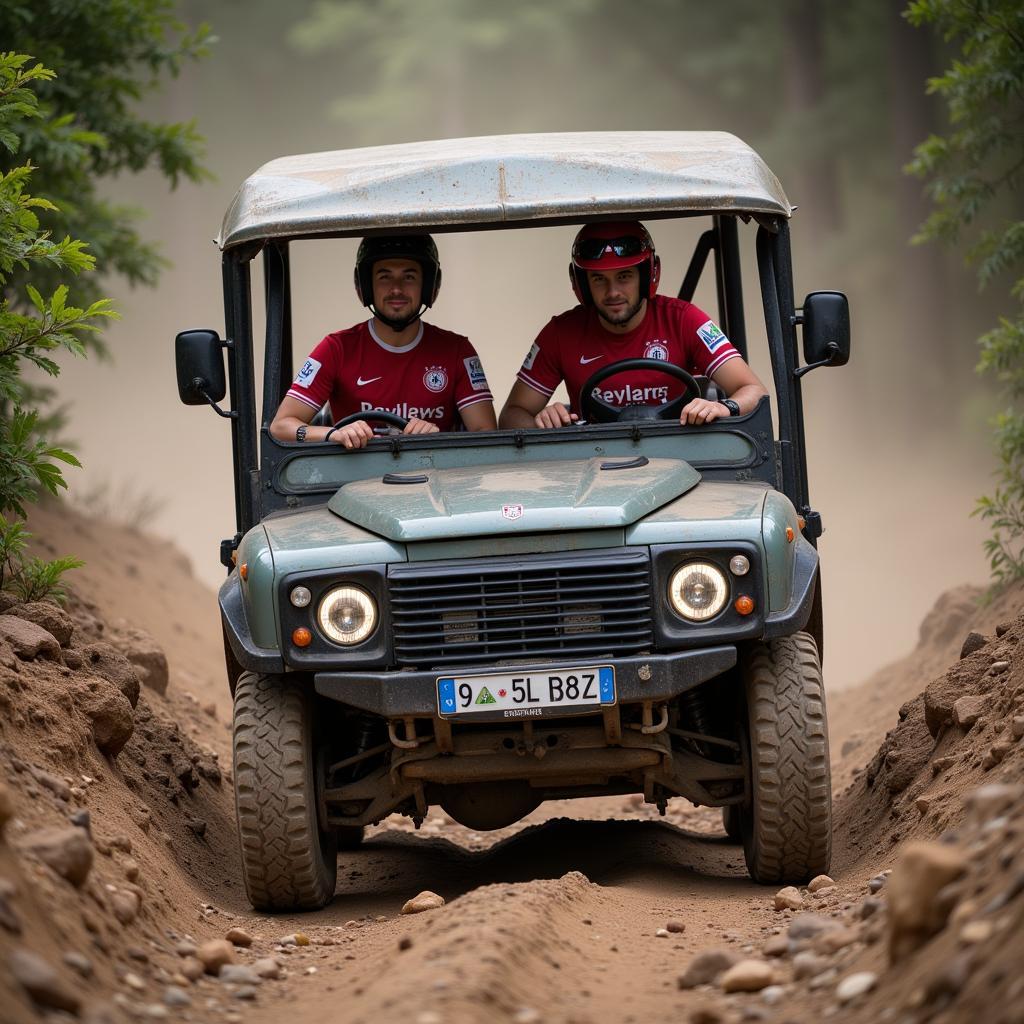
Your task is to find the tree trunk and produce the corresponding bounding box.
[784,0,842,235]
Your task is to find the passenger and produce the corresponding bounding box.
[271,235,496,448]
[499,221,767,429]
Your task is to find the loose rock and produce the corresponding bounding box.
[112,627,168,696]
[179,957,205,982]
[252,958,281,980]
[678,948,740,989]
[23,826,93,887]
[793,951,829,980]
[813,925,860,954]
[12,602,75,646]
[787,913,840,941]
[960,631,988,658]
[220,964,261,985]
[63,952,93,977]
[807,875,835,893]
[888,841,967,963]
[959,920,993,944]
[401,891,445,914]
[666,919,686,933]
[773,886,802,911]
[163,986,191,1008]
[719,959,775,993]
[197,939,235,975]
[110,890,141,925]
[79,642,141,707]
[225,927,253,947]
[82,687,135,757]
[762,934,789,957]
[953,694,987,728]
[8,949,81,1013]
[0,615,61,661]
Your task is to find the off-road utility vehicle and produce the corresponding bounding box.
[176,132,850,911]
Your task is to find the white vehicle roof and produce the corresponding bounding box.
[218,131,791,250]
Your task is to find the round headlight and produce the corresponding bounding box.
[289,585,312,608]
[317,586,377,645]
[668,562,729,622]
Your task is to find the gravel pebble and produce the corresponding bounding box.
[836,971,877,1004]
[251,957,281,980]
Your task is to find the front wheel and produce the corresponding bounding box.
[739,632,831,883]
[233,672,338,911]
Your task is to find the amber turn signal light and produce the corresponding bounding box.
[292,627,312,647]
[734,596,755,616]
[785,527,794,543]
[239,562,248,580]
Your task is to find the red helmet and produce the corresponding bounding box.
[569,221,661,306]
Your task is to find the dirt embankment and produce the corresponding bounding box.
[0,500,1020,1024]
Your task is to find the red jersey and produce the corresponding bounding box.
[516,295,740,414]
[286,320,492,430]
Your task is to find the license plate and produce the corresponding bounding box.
[437,666,615,718]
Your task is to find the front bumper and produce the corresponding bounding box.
[313,646,736,718]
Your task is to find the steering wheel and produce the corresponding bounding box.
[579,358,701,424]
[332,409,409,432]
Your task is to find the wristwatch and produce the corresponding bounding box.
[295,425,308,442]
[721,398,741,417]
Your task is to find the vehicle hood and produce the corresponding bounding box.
[327,457,701,542]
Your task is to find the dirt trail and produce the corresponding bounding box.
[0,501,1021,1024]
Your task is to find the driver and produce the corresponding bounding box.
[270,234,496,448]
[498,221,767,429]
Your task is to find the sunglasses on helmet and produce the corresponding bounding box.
[573,236,649,261]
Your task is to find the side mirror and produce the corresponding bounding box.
[796,291,850,377]
[176,329,231,416]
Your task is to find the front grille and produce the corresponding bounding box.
[388,549,653,668]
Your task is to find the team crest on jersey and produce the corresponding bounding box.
[644,340,670,361]
[464,356,489,391]
[293,356,321,388]
[697,320,728,353]
[423,366,448,393]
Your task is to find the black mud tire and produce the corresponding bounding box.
[722,805,742,842]
[739,632,831,884]
[233,672,338,911]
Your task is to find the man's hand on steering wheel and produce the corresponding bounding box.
[328,409,437,449]
[680,397,731,425]
[403,416,440,436]
[327,420,375,449]
[534,402,579,429]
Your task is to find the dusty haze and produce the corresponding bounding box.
[47,5,997,692]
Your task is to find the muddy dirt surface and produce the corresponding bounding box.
[0,500,1022,1024]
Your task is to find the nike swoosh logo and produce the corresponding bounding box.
[580,355,604,365]
[356,376,382,386]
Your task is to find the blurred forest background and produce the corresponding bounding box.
[18,0,1021,686]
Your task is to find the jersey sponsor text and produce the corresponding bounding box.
[360,400,445,421]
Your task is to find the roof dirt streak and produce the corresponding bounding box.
[0,501,1020,1023]
[218,131,791,248]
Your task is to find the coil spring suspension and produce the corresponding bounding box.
[678,683,724,759]
[334,713,386,784]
